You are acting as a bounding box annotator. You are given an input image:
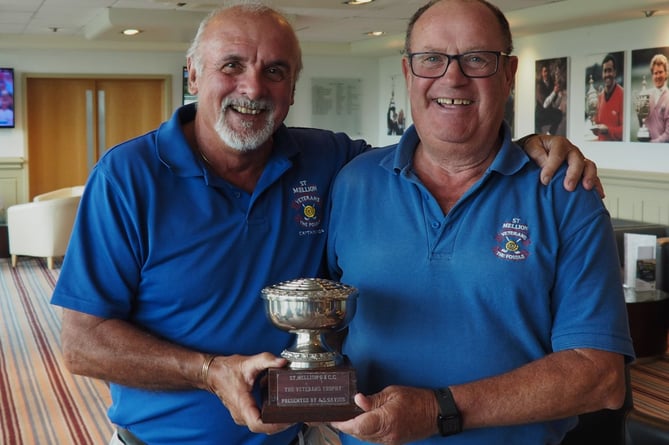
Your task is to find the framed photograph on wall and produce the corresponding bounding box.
[182,66,197,105]
[584,51,624,142]
[0,68,15,128]
[505,77,515,138]
[630,46,669,142]
[534,57,568,136]
[379,74,409,146]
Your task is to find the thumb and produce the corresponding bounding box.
[353,393,375,412]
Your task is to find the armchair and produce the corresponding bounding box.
[7,186,84,269]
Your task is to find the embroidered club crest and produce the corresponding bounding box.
[291,180,324,236]
[493,218,531,261]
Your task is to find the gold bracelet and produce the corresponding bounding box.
[201,354,217,393]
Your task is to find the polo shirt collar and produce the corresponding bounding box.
[383,122,528,178]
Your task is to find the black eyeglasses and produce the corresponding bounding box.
[407,51,509,79]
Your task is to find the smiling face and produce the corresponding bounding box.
[602,59,616,92]
[652,62,668,89]
[402,0,517,150]
[187,7,301,152]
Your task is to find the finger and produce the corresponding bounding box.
[330,396,371,433]
[353,393,374,411]
[580,159,605,198]
[242,353,287,384]
[561,149,586,191]
[248,414,294,434]
[534,134,567,186]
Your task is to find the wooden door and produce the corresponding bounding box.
[26,78,93,198]
[96,79,165,149]
[26,77,167,198]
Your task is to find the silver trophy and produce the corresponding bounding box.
[263,277,358,368]
[261,278,361,422]
[635,75,651,142]
[585,74,599,129]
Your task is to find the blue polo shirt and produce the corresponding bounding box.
[51,103,369,444]
[327,124,634,445]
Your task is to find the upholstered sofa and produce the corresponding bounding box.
[7,185,84,269]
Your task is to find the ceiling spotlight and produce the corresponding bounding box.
[344,0,374,5]
[122,28,142,36]
[366,31,384,36]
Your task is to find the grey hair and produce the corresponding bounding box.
[186,1,303,77]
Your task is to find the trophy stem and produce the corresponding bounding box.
[282,330,341,369]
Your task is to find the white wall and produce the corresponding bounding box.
[514,14,669,174]
[0,49,383,159]
[286,55,380,144]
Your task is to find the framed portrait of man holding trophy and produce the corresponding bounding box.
[584,51,624,142]
[630,46,669,143]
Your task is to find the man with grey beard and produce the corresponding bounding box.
[52,2,600,445]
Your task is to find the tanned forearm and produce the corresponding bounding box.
[60,309,207,391]
[450,349,625,430]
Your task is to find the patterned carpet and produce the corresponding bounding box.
[0,257,113,444]
[630,354,669,422]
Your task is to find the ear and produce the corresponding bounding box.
[504,56,518,92]
[402,56,412,88]
[186,57,198,95]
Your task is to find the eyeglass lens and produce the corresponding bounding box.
[411,52,500,78]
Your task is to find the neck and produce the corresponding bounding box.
[412,140,500,214]
[185,120,272,193]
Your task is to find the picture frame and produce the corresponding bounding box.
[534,57,568,136]
[182,66,197,105]
[584,51,624,142]
[0,68,15,128]
[630,46,669,142]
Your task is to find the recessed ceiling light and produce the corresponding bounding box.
[122,29,141,36]
[366,31,384,36]
[344,0,374,5]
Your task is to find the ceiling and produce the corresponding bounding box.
[1,0,669,56]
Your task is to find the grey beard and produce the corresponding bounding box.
[215,99,275,152]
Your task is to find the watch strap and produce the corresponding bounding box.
[434,387,462,437]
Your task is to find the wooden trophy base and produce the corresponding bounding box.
[261,361,362,423]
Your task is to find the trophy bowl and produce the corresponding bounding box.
[262,278,358,369]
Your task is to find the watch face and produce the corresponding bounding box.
[439,414,462,436]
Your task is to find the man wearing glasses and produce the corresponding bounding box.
[326,1,633,444]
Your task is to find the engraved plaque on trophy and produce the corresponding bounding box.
[636,75,651,142]
[261,278,362,423]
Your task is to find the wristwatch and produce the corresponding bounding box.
[434,387,462,437]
